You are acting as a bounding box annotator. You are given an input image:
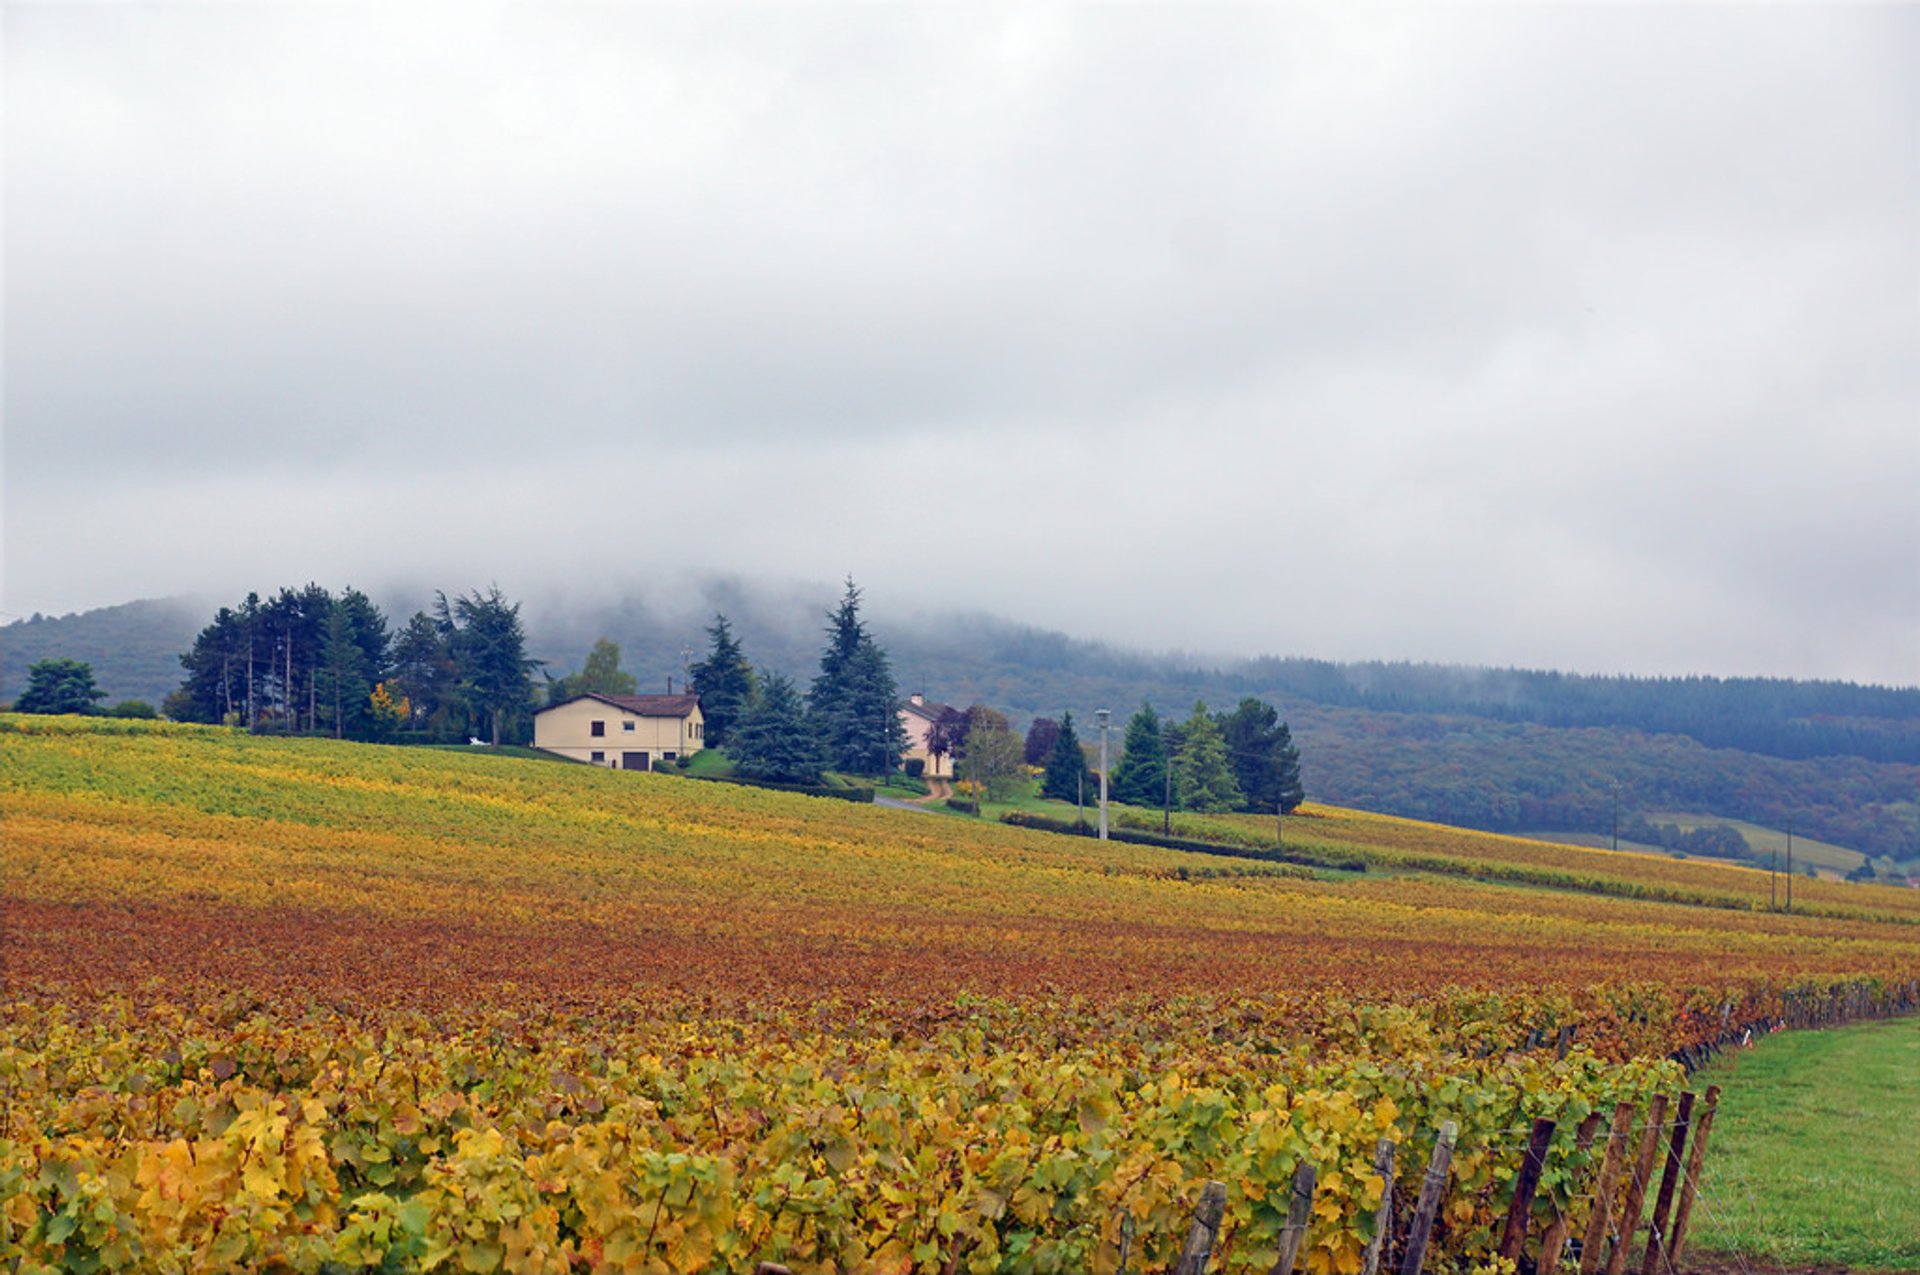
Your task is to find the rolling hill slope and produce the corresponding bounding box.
[7,582,1917,864]
[7,715,1917,1275]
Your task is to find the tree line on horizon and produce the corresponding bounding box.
[29,584,1913,864]
[168,584,538,745]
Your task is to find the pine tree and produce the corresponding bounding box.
[318,588,390,739]
[391,611,455,736]
[15,658,106,715]
[731,671,823,784]
[1218,697,1304,814]
[174,607,246,723]
[807,578,907,775]
[689,614,758,748]
[1110,702,1167,807]
[1271,721,1304,814]
[318,604,367,739]
[1174,700,1243,813]
[1041,711,1090,802]
[449,586,538,746]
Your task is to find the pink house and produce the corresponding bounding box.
[898,693,955,778]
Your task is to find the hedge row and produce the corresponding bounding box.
[689,775,875,803]
[999,811,1366,872]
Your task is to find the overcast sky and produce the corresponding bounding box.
[5,4,1916,684]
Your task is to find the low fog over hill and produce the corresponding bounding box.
[6,576,1917,866]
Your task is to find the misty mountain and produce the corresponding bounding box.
[6,579,1917,863]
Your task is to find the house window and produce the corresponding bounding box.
[591,720,605,737]
[694,723,702,739]
[663,751,677,762]
[623,720,635,732]
[590,750,605,763]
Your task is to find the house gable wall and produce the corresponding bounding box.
[898,705,952,777]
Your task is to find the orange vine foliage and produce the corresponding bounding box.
[4,716,1916,1273]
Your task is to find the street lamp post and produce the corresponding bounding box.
[1096,708,1111,841]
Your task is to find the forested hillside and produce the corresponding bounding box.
[1,598,205,707]
[8,585,1917,863]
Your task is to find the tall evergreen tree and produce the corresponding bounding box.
[807,578,906,774]
[336,589,391,687]
[1174,700,1243,813]
[391,610,456,735]
[174,606,247,723]
[689,614,758,748]
[1110,702,1168,807]
[449,586,538,746]
[318,604,365,739]
[730,670,823,784]
[317,588,390,739]
[1218,697,1305,814]
[1041,711,1090,802]
[255,584,333,732]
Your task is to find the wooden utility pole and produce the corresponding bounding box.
[1785,812,1794,912]
[1097,708,1111,841]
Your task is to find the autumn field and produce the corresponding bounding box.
[4,715,1918,1274]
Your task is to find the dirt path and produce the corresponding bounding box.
[902,776,952,805]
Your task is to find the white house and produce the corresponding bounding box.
[534,693,704,770]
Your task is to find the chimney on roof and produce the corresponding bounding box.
[911,692,925,706]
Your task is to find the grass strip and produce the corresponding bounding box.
[1687,1015,1920,1271]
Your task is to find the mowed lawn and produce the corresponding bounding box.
[1688,1016,1920,1271]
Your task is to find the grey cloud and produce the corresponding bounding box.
[4,4,1915,683]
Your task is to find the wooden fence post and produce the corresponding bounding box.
[1578,1102,1638,1275]
[1665,1086,1720,1269]
[1539,1110,1606,1273]
[1396,1122,1457,1275]
[1497,1117,1558,1261]
[1361,1139,1398,1275]
[1271,1160,1319,1275]
[1604,1093,1669,1275]
[1175,1180,1230,1275]
[1639,1091,1695,1275]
